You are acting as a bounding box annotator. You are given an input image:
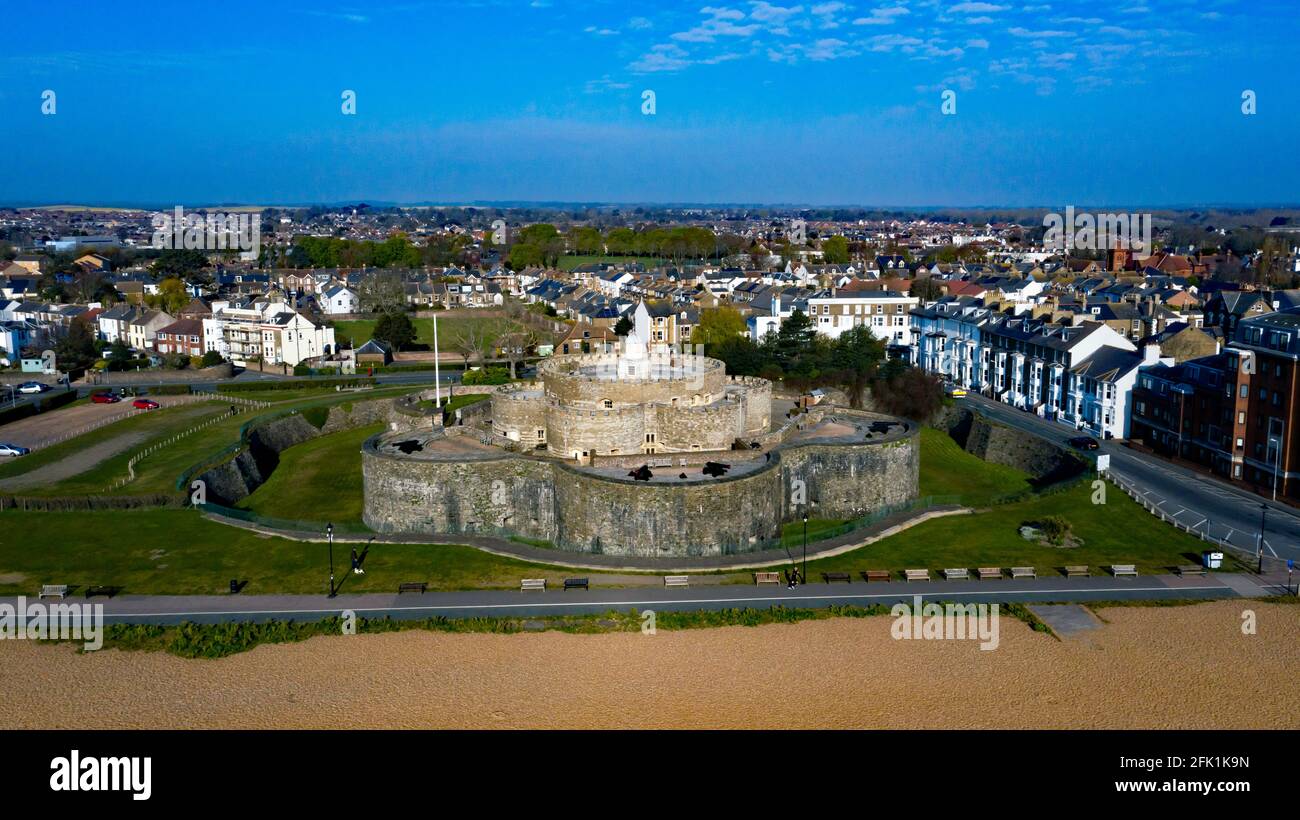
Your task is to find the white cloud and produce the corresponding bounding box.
[950,2,1008,12]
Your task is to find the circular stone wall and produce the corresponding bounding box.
[362,412,920,558]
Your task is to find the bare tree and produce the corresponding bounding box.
[449,323,489,371]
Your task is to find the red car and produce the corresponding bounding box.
[132,398,160,410]
[91,392,121,404]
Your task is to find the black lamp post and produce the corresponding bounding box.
[326,522,336,598]
[802,512,809,584]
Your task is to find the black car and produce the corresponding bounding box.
[1068,436,1100,451]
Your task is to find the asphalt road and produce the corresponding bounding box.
[964,393,1300,563]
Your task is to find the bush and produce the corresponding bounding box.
[1023,515,1071,545]
[462,366,511,386]
[200,351,224,367]
[217,378,376,393]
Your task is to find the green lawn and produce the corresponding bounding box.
[0,509,572,595]
[917,426,1032,506]
[237,422,384,527]
[418,392,489,414]
[331,315,524,351]
[770,482,1224,578]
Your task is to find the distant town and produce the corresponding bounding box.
[2,203,1299,503]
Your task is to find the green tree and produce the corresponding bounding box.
[821,235,850,264]
[55,317,99,372]
[614,316,634,337]
[830,325,886,408]
[692,306,747,351]
[372,312,416,351]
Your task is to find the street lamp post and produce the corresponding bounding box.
[326,522,336,598]
[802,512,809,585]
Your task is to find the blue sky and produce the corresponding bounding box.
[1,0,1297,207]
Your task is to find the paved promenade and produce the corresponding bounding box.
[6,570,1289,625]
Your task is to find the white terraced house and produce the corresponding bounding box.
[910,296,1158,439]
[202,299,336,366]
[805,289,920,350]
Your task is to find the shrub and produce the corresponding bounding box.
[1023,515,1071,545]
[462,366,510,386]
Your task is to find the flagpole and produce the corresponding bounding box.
[433,311,442,408]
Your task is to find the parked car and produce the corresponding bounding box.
[132,398,160,410]
[0,443,31,457]
[945,384,968,399]
[16,382,49,394]
[1068,436,1100,451]
[91,392,122,404]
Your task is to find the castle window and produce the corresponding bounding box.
[603,399,613,408]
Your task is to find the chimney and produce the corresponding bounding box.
[1142,342,1162,365]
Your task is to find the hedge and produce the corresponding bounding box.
[216,378,377,393]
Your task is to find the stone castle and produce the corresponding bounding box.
[362,301,919,559]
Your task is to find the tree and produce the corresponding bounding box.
[356,270,406,314]
[911,277,945,301]
[614,316,634,337]
[692,306,747,351]
[872,365,943,421]
[106,339,133,371]
[200,350,224,367]
[449,323,490,370]
[55,317,99,372]
[830,325,886,408]
[157,277,190,314]
[372,312,416,351]
[821,235,850,264]
[151,249,209,277]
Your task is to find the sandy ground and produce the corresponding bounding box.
[0,601,1294,729]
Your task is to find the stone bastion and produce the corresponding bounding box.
[362,399,920,558]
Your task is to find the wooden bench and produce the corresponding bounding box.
[520,578,547,591]
[1176,564,1207,576]
[942,568,969,581]
[977,567,1002,580]
[38,585,68,600]
[563,577,589,590]
[753,572,782,585]
[861,570,891,583]
[904,569,930,582]
[397,582,427,594]
[664,575,689,588]
[1064,565,1090,578]
[84,585,116,599]
[1009,566,1036,579]
[821,571,852,584]
[1110,564,1138,577]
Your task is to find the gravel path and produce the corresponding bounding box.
[0,600,1293,729]
[0,431,149,491]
